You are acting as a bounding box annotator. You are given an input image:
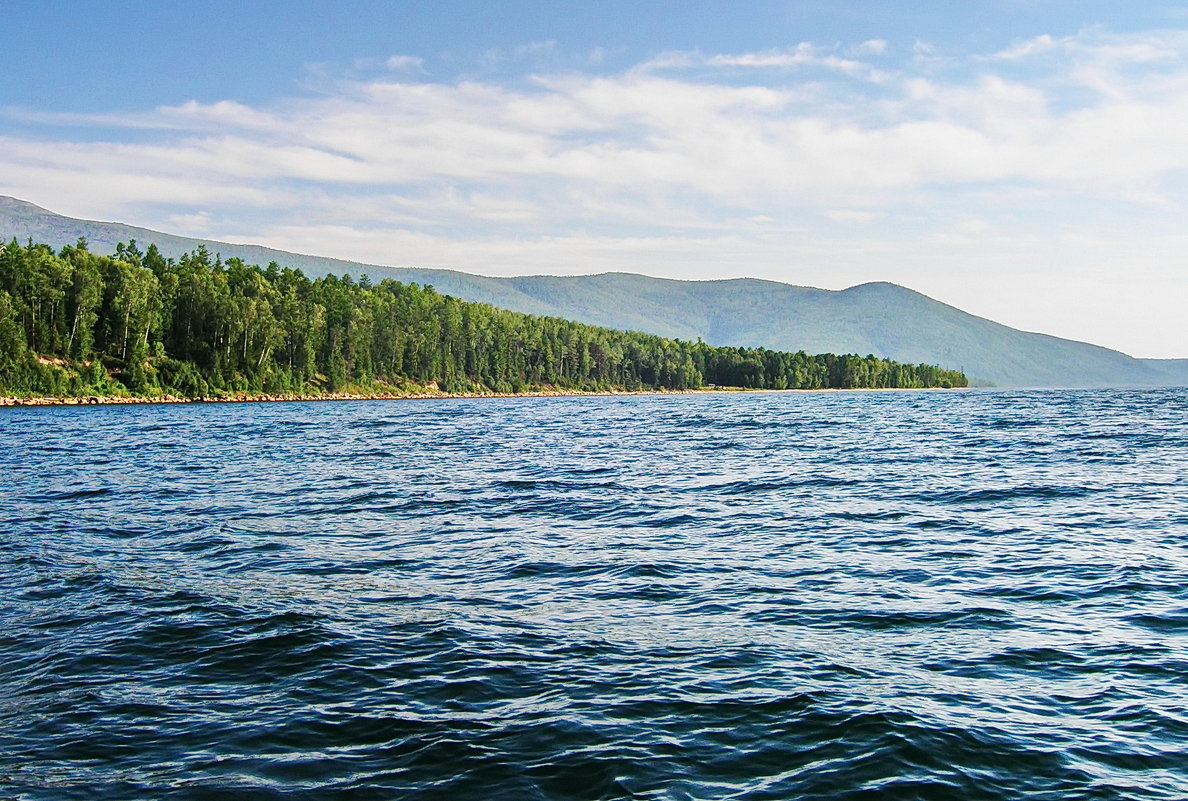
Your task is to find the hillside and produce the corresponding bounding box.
[0,238,967,399]
[1142,359,1188,385]
[483,275,1166,387]
[1,196,1179,387]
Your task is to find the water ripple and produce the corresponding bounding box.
[1,388,1186,799]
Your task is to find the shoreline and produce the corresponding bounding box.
[0,385,962,408]
[0,387,694,407]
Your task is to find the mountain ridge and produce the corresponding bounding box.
[1,195,1179,387]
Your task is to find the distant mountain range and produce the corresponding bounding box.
[2,195,1183,387]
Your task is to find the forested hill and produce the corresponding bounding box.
[0,196,1175,387]
[0,239,966,399]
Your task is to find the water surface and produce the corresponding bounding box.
[2,389,1186,799]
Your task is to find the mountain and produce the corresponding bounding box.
[1,196,1180,387]
[1141,359,1188,385]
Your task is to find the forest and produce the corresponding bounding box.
[0,238,967,398]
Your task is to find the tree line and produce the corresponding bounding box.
[0,238,967,397]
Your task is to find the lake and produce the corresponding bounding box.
[2,389,1186,799]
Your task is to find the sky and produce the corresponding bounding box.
[2,1,1187,357]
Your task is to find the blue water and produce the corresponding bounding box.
[2,389,1186,800]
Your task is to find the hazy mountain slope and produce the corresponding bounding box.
[490,274,1164,386]
[1,196,1175,387]
[1139,359,1188,385]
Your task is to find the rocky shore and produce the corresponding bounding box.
[0,387,693,407]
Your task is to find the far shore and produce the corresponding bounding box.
[0,385,962,408]
[0,388,682,407]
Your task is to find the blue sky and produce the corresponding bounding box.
[3,1,1187,356]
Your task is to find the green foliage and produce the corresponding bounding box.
[0,239,968,398]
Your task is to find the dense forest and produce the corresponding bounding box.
[0,238,967,398]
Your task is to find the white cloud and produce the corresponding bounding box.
[155,99,281,131]
[991,33,1062,61]
[5,30,1188,353]
[9,33,1188,209]
[990,29,1185,65]
[954,218,993,235]
[651,44,890,83]
[166,210,214,233]
[826,210,878,223]
[385,55,425,71]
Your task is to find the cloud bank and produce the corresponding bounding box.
[3,28,1188,355]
